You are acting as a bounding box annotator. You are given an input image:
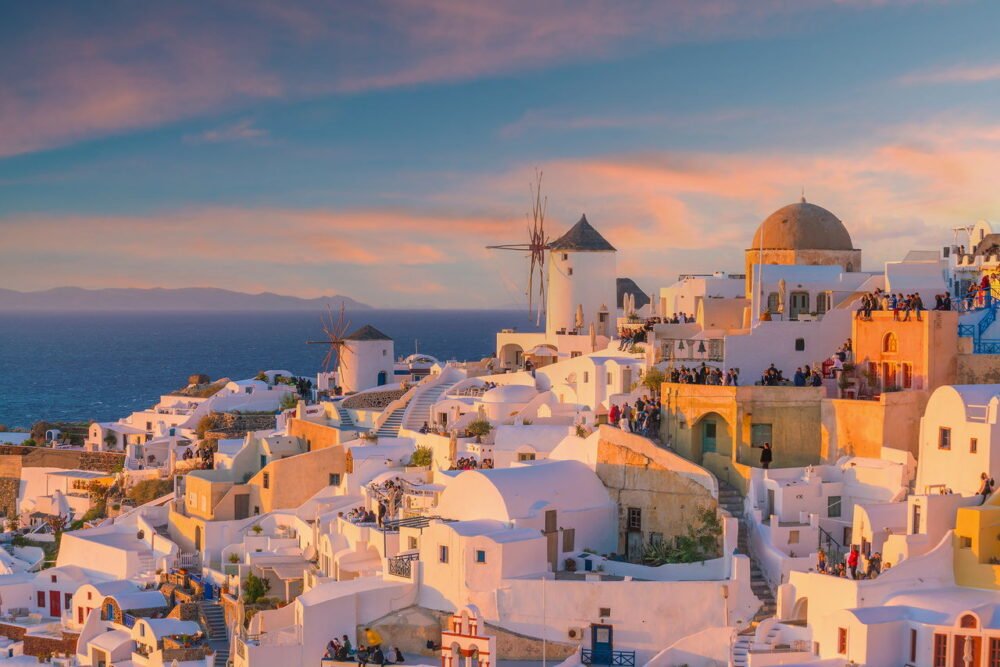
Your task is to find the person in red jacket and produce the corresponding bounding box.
[847,546,859,580]
[608,403,621,427]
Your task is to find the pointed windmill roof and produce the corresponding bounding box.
[548,214,616,252]
[344,324,392,341]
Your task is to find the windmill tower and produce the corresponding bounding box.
[339,325,394,393]
[545,215,617,340]
[307,304,353,393]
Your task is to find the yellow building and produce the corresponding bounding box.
[954,496,1000,589]
[660,383,825,491]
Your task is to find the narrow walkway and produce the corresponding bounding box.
[717,482,776,631]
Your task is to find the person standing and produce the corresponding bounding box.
[979,472,995,505]
[759,442,773,469]
[847,546,859,580]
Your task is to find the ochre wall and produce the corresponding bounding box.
[287,418,346,452]
[595,426,717,555]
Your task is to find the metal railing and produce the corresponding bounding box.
[581,649,636,666]
[818,526,845,565]
[387,552,418,578]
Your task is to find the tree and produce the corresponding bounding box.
[467,419,493,444]
[280,393,299,411]
[103,433,118,449]
[195,413,222,439]
[641,506,722,565]
[243,572,270,604]
[641,368,666,395]
[409,446,433,467]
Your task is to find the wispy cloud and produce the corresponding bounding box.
[185,119,269,145]
[898,61,1000,86]
[0,0,915,157]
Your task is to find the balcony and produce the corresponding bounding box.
[581,649,636,666]
[387,552,418,578]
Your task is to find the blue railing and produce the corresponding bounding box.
[581,650,636,666]
[122,612,137,628]
[958,301,1000,353]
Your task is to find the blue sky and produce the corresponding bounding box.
[3,1,1000,307]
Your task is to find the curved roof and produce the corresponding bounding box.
[482,384,537,404]
[436,459,613,522]
[751,199,854,251]
[549,215,616,252]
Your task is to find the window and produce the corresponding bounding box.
[51,575,57,583]
[329,473,341,486]
[794,338,805,351]
[583,372,589,383]
[145,421,152,431]
[627,507,642,531]
[254,506,260,515]
[439,546,449,563]
[788,530,800,544]
[563,528,575,552]
[607,372,612,384]
[910,629,917,663]
[767,292,779,312]
[751,424,772,448]
[568,268,573,276]
[140,624,145,637]
[263,472,270,489]
[649,532,663,546]
[408,537,418,550]
[599,312,608,323]
[901,363,913,389]
[475,550,486,564]
[817,292,831,314]
[934,634,948,667]
[961,614,978,629]
[837,628,847,654]
[599,607,611,618]
[972,438,979,454]
[561,253,568,261]
[571,351,582,359]
[989,637,1000,667]
[939,427,952,450]
[517,452,536,462]
[827,496,842,518]
[65,593,71,610]
[960,536,972,549]
[883,333,898,353]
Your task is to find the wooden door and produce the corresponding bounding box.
[49,590,60,617]
[953,635,982,667]
[235,494,250,520]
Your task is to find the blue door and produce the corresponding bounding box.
[377,371,387,386]
[591,624,613,664]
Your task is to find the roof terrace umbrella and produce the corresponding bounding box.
[589,323,597,351]
[575,304,585,331]
[778,278,787,315]
[649,293,657,316]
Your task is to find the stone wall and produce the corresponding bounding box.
[595,426,717,557]
[957,353,1000,384]
[362,606,576,661]
[205,413,277,439]
[22,630,79,658]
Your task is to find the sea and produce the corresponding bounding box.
[0,310,542,429]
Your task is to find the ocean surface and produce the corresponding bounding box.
[0,310,541,429]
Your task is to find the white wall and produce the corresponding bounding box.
[546,249,616,339]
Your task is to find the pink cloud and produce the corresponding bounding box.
[186,119,269,144]
[898,62,1000,86]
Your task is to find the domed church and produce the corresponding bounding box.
[744,197,862,295]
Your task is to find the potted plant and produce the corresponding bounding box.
[228,553,240,564]
[251,524,263,535]
[467,419,493,444]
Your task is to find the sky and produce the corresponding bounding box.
[3,1,1000,308]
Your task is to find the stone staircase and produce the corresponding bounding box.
[717,482,777,634]
[375,405,405,437]
[200,601,230,667]
[334,401,355,429]
[137,550,156,575]
[402,379,459,431]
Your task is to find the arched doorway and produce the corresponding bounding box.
[692,412,732,464]
[499,344,524,371]
[194,525,202,552]
[791,598,808,624]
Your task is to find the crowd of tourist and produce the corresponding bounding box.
[816,546,889,580]
[967,274,997,310]
[324,629,405,666]
[608,395,661,437]
[451,456,493,470]
[667,364,740,386]
[854,288,946,321]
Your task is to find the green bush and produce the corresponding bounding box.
[127,479,173,506]
[409,446,433,467]
[243,573,270,604]
[280,393,299,410]
[641,367,666,394]
[641,506,722,565]
[467,419,492,442]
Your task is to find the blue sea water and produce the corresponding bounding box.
[0,310,541,429]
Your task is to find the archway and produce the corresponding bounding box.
[498,344,524,371]
[791,597,808,624]
[194,525,202,552]
[692,412,732,463]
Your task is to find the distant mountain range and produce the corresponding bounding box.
[0,287,371,311]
